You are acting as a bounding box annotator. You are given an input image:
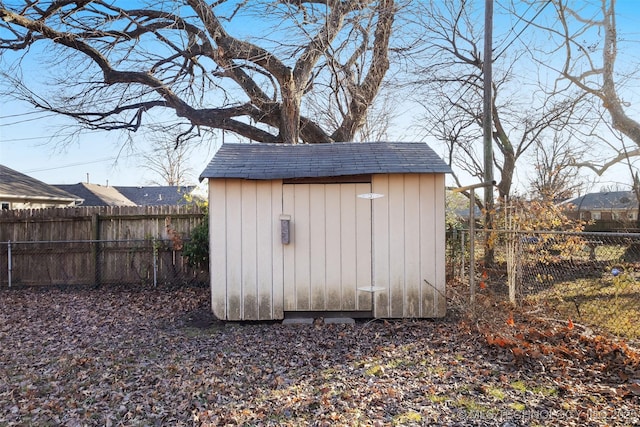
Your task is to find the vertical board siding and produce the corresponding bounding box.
[225,180,243,320]
[355,183,374,311]
[209,174,445,320]
[372,176,390,318]
[283,183,372,312]
[210,181,228,319]
[241,181,258,319]
[373,174,446,318]
[419,174,437,317]
[387,175,406,318]
[404,174,421,318]
[433,174,447,316]
[293,185,311,310]
[210,179,282,321]
[339,185,357,310]
[325,187,342,310]
[309,185,327,310]
[256,181,275,320]
[271,180,284,319]
[282,185,296,312]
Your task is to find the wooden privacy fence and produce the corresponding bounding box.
[0,206,208,287]
[0,205,205,242]
[0,239,207,287]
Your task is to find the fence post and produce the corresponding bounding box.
[460,230,465,283]
[91,214,100,286]
[7,240,11,288]
[469,190,476,307]
[153,238,158,288]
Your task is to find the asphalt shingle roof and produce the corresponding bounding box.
[0,165,82,203]
[564,191,638,210]
[55,184,198,206]
[55,183,136,207]
[115,186,196,206]
[200,142,452,180]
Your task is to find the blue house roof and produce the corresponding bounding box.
[115,186,196,206]
[55,183,197,206]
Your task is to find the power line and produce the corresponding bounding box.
[492,0,536,55]
[0,110,50,119]
[0,134,77,143]
[0,113,60,126]
[24,157,119,173]
[494,0,553,60]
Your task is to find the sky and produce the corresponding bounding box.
[1,1,639,194]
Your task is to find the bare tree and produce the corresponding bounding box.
[0,1,398,145]
[538,0,640,174]
[410,0,586,201]
[140,136,194,186]
[527,133,587,201]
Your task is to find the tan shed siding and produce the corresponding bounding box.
[240,181,258,319]
[419,174,436,317]
[283,183,372,312]
[372,174,446,318]
[355,184,374,311]
[309,185,327,310]
[372,176,390,318]
[325,186,342,310]
[270,180,285,319]
[294,185,312,310]
[404,174,421,318]
[209,179,283,321]
[433,174,447,317]
[210,180,228,320]
[387,175,406,317]
[282,186,296,311]
[225,180,243,320]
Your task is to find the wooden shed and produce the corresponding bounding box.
[200,142,452,320]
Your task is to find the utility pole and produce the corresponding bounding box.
[483,0,494,265]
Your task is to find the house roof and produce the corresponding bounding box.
[0,164,82,203]
[56,183,197,206]
[563,191,638,211]
[55,183,137,207]
[115,186,195,206]
[200,142,452,180]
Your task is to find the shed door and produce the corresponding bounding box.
[282,183,373,312]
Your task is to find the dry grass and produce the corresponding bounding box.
[528,273,640,340]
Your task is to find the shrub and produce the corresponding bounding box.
[183,208,209,271]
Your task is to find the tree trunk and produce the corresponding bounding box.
[280,71,301,144]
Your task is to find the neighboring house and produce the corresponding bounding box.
[0,165,83,209]
[55,183,197,207]
[563,191,638,222]
[115,186,196,206]
[55,183,137,207]
[200,141,452,321]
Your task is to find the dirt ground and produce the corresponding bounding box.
[0,284,638,426]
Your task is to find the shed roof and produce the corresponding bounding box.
[200,142,452,180]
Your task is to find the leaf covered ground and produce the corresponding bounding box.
[0,285,638,426]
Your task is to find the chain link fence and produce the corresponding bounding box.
[447,229,640,341]
[0,239,208,288]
